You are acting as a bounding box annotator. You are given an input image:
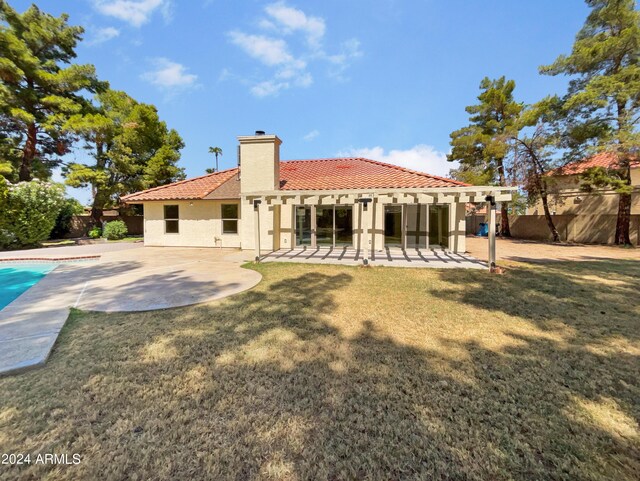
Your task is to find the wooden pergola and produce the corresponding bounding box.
[244,186,516,268]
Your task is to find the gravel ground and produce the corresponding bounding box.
[466,236,640,263]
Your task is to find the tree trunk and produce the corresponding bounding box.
[19,124,37,182]
[90,202,103,227]
[613,103,632,246]
[90,142,106,226]
[541,192,560,242]
[496,158,511,237]
[614,192,632,246]
[499,203,511,237]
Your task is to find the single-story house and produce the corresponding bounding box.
[123,132,514,265]
[528,152,640,216]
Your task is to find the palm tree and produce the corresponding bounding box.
[208,146,223,173]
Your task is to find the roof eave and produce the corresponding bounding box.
[242,186,518,196]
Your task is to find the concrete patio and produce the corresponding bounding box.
[0,244,261,376]
[261,246,487,269]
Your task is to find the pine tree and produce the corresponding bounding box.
[448,77,524,237]
[541,0,640,245]
[65,90,185,224]
[0,2,105,181]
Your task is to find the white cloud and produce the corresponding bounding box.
[264,1,325,49]
[227,2,361,97]
[141,58,198,90]
[251,80,289,97]
[228,32,298,67]
[94,0,172,27]
[87,26,120,45]
[338,145,459,178]
[228,30,309,97]
[303,129,319,141]
[326,38,363,80]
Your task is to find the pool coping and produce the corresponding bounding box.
[0,259,102,376]
[0,255,101,263]
[0,246,262,377]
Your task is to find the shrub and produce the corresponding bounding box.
[50,198,84,239]
[0,179,65,249]
[88,226,102,239]
[103,220,128,240]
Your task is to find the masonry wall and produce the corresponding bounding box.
[527,173,640,216]
[64,215,143,238]
[143,200,241,248]
[466,213,640,245]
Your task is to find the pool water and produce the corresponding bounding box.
[0,264,57,310]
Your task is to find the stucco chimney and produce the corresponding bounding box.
[238,133,282,194]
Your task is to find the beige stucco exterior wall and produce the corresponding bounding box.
[450,202,467,253]
[143,198,468,252]
[528,170,640,216]
[240,201,279,253]
[143,200,241,248]
[259,202,468,253]
[239,135,281,193]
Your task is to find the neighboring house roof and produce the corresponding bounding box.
[122,158,467,202]
[549,152,640,176]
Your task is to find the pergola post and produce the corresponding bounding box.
[424,203,430,250]
[357,197,372,265]
[486,195,496,268]
[253,199,262,262]
[402,204,408,250]
[310,204,317,248]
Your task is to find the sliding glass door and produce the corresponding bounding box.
[334,207,353,246]
[295,205,353,247]
[429,205,449,248]
[316,207,334,245]
[384,205,403,247]
[295,207,312,246]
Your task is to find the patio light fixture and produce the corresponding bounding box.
[356,197,372,211]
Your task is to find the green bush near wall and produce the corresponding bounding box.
[103,220,128,240]
[0,179,66,248]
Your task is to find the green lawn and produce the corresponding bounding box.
[0,260,638,480]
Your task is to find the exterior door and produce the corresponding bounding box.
[295,206,312,246]
[428,205,449,248]
[384,205,403,247]
[316,206,334,245]
[334,206,353,246]
[296,205,354,247]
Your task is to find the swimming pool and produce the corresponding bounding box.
[0,263,57,310]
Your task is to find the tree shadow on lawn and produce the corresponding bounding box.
[0,262,638,480]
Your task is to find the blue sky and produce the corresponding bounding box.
[15,0,589,203]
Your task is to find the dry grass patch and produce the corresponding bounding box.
[0,259,639,480]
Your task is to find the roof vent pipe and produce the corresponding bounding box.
[255,130,265,136]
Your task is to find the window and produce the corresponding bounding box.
[164,205,179,234]
[221,204,238,234]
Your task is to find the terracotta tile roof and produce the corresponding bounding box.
[123,158,467,202]
[549,152,639,176]
[203,174,240,199]
[279,158,467,190]
[121,168,238,202]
